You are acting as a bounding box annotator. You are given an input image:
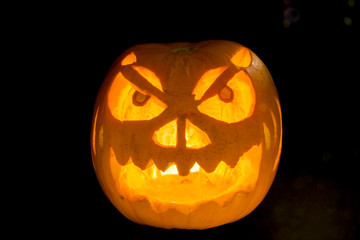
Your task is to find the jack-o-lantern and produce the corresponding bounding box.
[91,40,282,229]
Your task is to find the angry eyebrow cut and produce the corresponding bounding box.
[119,65,167,104]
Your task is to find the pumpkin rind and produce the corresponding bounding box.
[91,40,282,229]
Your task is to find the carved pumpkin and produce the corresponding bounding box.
[91,40,282,229]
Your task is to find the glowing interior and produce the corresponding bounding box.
[185,119,211,148]
[153,119,178,147]
[105,50,262,213]
[121,51,137,65]
[110,144,262,213]
[193,66,228,101]
[272,97,282,171]
[230,47,252,67]
[109,63,255,124]
[197,70,256,123]
[108,72,166,121]
[131,65,163,92]
[152,118,211,148]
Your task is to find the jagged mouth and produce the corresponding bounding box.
[109,143,262,214]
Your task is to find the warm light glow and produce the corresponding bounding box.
[152,118,211,148]
[108,72,166,121]
[193,66,228,100]
[112,144,262,213]
[121,51,137,66]
[153,119,178,147]
[93,40,282,229]
[92,106,99,156]
[131,65,164,93]
[185,119,211,148]
[272,97,282,172]
[263,122,270,150]
[99,125,104,148]
[190,162,200,173]
[160,163,200,176]
[231,48,252,68]
[197,70,256,123]
[160,164,178,175]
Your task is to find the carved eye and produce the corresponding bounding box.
[108,53,167,121]
[132,91,150,106]
[108,73,166,121]
[218,85,234,103]
[195,69,256,123]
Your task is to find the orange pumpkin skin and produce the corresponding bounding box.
[91,40,282,229]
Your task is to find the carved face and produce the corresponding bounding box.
[91,40,282,229]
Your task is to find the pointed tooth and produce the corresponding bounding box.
[153,147,172,172]
[175,149,194,176]
[197,149,221,173]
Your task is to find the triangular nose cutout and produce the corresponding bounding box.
[153,119,177,147]
[153,119,211,149]
[185,119,211,149]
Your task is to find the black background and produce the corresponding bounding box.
[25,1,359,239]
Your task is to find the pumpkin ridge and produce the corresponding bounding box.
[91,40,282,229]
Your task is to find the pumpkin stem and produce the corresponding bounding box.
[171,46,198,54]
